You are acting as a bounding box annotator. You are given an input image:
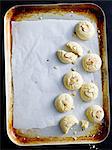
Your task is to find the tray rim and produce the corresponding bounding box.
[4,2,110,146]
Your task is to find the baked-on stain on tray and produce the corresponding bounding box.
[4,3,110,145]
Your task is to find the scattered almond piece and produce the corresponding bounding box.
[71,92,76,97]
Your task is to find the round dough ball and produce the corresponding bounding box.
[82,54,102,72]
[66,41,83,57]
[55,93,74,113]
[86,105,104,123]
[75,21,95,40]
[57,50,77,64]
[80,83,98,102]
[63,71,83,90]
[60,115,79,134]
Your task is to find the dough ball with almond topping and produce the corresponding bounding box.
[55,93,74,113]
[66,41,83,57]
[60,115,79,134]
[86,105,104,123]
[80,83,98,102]
[75,21,95,40]
[56,50,77,64]
[63,71,83,90]
[82,54,102,72]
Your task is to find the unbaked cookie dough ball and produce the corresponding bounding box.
[75,21,95,40]
[66,41,83,57]
[86,105,104,123]
[63,71,83,90]
[60,115,79,134]
[82,53,102,72]
[57,50,77,64]
[55,93,74,113]
[80,83,98,102]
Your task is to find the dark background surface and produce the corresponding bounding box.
[1,0,112,149]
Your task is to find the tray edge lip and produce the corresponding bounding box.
[4,2,106,19]
[4,2,110,146]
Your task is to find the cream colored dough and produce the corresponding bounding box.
[57,50,77,64]
[60,115,79,134]
[66,41,83,57]
[86,105,104,123]
[63,71,83,90]
[55,93,74,113]
[75,21,95,40]
[82,53,102,72]
[80,120,89,130]
[80,83,98,102]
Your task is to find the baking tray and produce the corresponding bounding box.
[4,3,110,146]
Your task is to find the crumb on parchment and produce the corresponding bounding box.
[39,16,42,20]
[80,120,89,130]
[53,66,58,69]
[71,92,76,97]
[46,59,49,62]
[71,68,75,71]
[73,131,77,135]
[88,50,91,53]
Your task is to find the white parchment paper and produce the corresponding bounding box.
[12,19,102,129]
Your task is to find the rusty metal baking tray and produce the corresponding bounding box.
[4,3,110,146]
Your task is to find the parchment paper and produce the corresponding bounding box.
[12,19,102,129]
